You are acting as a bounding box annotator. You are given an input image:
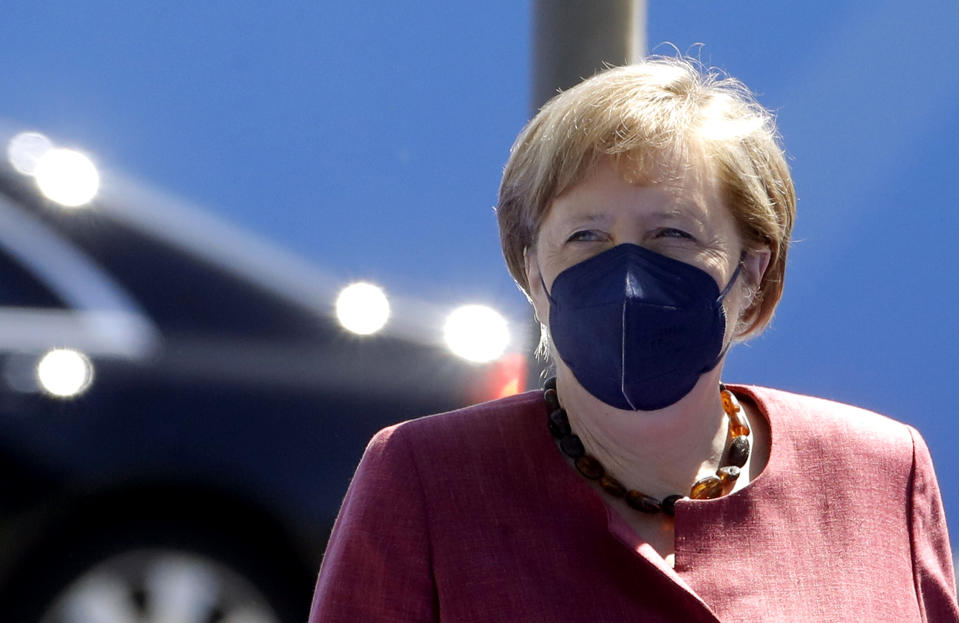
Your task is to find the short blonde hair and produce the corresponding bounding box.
[497,56,795,336]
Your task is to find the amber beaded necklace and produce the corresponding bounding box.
[543,377,751,517]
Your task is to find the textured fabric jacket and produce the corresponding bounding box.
[309,386,959,622]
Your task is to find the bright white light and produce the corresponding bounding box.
[336,282,390,335]
[34,148,100,207]
[36,348,94,398]
[7,131,53,175]
[444,304,510,363]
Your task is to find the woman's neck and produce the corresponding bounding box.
[555,364,729,500]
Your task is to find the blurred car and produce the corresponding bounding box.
[0,130,532,623]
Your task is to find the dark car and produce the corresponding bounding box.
[0,130,531,623]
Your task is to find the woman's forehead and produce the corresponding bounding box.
[549,155,719,215]
[613,146,715,190]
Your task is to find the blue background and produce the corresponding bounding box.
[3,2,958,537]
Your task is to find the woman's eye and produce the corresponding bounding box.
[566,230,603,243]
[654,228,694,241]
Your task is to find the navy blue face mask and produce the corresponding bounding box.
[542,243,741,411]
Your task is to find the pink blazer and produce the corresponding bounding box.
[309,386,959,622]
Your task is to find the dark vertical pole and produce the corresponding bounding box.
[531,0,646,112]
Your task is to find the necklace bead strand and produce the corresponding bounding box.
[543,377,751,516]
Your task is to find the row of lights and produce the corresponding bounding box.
[335,281,512,363]
[31,286,513,400]
[7,132,100,398]
[31,284,512,400]
[6,132,516,399]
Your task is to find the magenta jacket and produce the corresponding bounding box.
[309,386,959,622]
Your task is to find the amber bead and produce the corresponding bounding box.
[661,494,683,516]
[547,409,571,439]
[718,466,741,493]
[690,475,724,500]
[722,391,751,437]
[599,474,627,498]
[720,389,740,413]
[543,388,560,411]
[727,435,750,468]
[559,435,585,458]
[728,411,750,438]
[625,491,661,514]
[575,455,604,480]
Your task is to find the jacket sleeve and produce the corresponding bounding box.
[908,426,959,622]
[309,424,437,622]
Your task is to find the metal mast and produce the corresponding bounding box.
[531,0,646,112]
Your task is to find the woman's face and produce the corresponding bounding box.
[525,157,768,347]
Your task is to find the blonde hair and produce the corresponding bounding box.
[497,56,795,337]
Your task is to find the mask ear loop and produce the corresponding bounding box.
[538,270,558,306]
[717,251,746,302]
[709,251,748,369]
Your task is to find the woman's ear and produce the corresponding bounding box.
[734,246,771,338]
[741,246,771,294]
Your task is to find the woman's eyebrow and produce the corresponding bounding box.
[658,203,708,227]
[562,212,611,226]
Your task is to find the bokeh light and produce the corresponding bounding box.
[36,348,95,398]
[444,304,510,363]
[335,282,390,335]
[7,131,53,175]
[34,148,100,207]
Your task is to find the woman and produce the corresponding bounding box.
[309,57,958,622]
